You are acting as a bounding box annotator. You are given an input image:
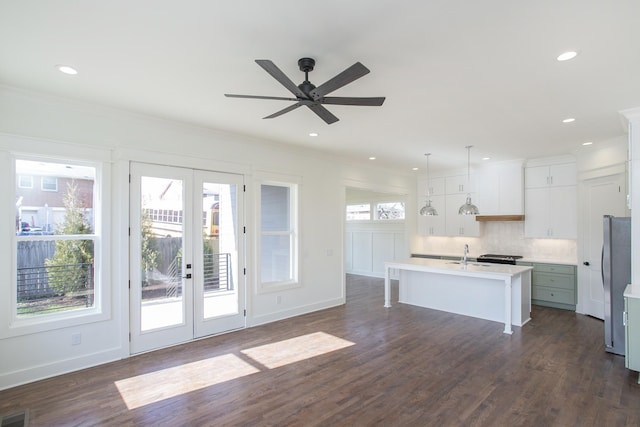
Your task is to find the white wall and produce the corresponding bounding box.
[0,86,415,389]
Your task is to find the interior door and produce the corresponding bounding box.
[130,163,244,354]
[582,173,626,319]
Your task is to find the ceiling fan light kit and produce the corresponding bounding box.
[225,57,386,124]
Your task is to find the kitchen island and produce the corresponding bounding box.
[384,258,533,334]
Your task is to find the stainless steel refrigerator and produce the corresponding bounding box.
[603,215,632,355]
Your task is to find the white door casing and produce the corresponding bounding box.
[130,162,245,354]
[580,173,626,319]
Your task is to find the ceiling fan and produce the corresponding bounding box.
[225,58,385,124]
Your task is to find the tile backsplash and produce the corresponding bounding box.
[412,221,577,264]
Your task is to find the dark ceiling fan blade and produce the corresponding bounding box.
[309,62,370,100]
[225,94,299,101]
[306,104,339,124]
[255,60,307,99]
[263,102,303,119]
[321,96,386,106]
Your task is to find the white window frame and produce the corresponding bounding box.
[41,176,58,192]
[18,175,33,189]
[374,201,406,221]
[2,153,110,338]
[346,203,372,221]
[255,172,300,292]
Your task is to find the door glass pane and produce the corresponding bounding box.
[140,176,184,331]
[201,182,238,319]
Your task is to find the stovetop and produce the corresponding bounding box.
[476,254,523,265]
[478,254,523,260]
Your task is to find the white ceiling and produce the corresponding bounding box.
[1,1,639,172]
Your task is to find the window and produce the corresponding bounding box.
[18,175,33,189]
[41,176,58,192]
[11,158,103,331]
[346,203,371,221]
[375,202,405,220]
[259,181,298,288]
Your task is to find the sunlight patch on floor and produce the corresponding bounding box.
[241,331,355,369]
[115,331,355,410]
[114,353,259,409]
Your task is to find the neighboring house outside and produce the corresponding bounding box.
[15,172,94,234]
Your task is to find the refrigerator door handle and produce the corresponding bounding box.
[601,245,605,286]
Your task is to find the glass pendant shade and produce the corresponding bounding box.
[459,145,479,215]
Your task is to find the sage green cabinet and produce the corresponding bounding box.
[624,287,640,382]
[517,261,577,311]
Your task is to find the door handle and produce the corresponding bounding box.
[583,261,590,266]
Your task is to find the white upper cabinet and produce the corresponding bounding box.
[524,157,577,239]
[425,177,445,197]
[445,174,475,195]
[477,160,524,215]
[525,163,576,188]
[417,177,446,236]
[445,193,480,236]
[417,174,479,237]
[417,194,446,236]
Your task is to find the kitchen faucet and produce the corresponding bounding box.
[462,244,469,265]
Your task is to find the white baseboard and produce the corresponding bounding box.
[0,348,122,391]
[248,297,345,327]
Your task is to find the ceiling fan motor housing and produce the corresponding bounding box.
[298,57,315,72]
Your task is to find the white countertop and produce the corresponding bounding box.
[411,253,577,266]
[387,258,533,280]
[624,284,640,299]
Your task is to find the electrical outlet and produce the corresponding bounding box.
[71,333,81,345]
[276,295,282,304]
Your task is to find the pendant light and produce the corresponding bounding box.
[419,153,438,216]
[458,145,480,215]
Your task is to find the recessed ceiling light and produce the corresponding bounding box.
[557,51,578,61]
[562,118,576,123]
[369,157,376,160]
[582,141,593,146]
[309,132,318,137]
[412,167,419,171]
[56,65,78,75]
[482,157,490,161]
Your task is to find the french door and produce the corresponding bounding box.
[129,163,244,354]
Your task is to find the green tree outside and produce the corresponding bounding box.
[45,180,93,295]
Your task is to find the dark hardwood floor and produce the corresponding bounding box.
[2,274,640,426]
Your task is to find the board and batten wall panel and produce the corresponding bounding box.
[345,223,405,278]
[352,231,373,274]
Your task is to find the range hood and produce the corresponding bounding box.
[475,215,525,222]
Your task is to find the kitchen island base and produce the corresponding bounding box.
[385,259,532,334]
